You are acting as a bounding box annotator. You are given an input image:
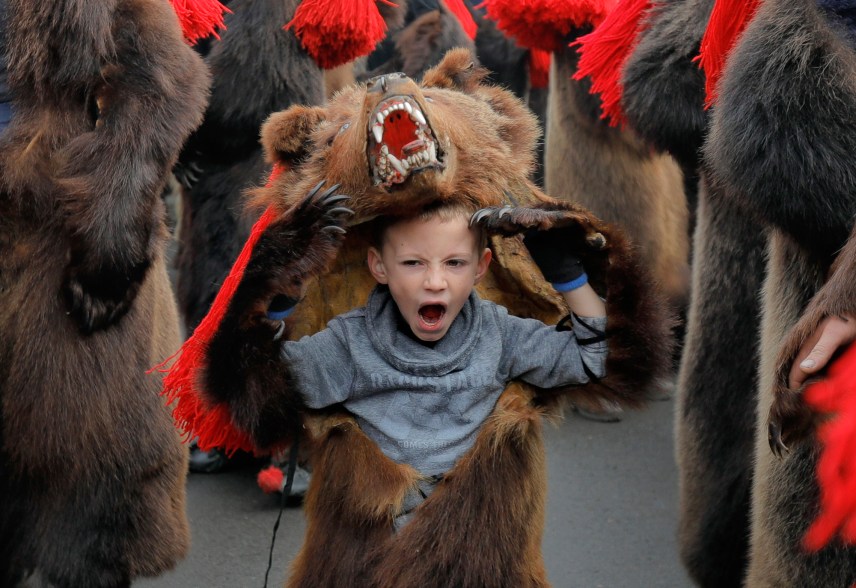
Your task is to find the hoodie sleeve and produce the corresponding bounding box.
[498,306,608,388]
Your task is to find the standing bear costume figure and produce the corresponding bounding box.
[163,49,672,586]
[0,0,210,586]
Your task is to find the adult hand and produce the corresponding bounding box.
[789,314,856,389]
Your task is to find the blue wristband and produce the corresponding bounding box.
[267,306,295,321]
[552,272,588,293]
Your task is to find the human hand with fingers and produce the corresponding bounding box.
[789,314,856,389]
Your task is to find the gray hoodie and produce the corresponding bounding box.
[282,286,607,477]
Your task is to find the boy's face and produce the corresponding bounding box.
[367,215,491,342]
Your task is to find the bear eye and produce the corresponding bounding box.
[327,122,350,146]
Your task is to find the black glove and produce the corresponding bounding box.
[523,228,587,292]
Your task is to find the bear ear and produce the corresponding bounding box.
[422,47,487,93]
[261,106,328,167]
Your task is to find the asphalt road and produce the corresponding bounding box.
[138,396,693,588]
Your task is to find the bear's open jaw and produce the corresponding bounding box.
[368,95,442,188]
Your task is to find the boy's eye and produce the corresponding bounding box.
[447,259,467,268]
[402,260,421,267]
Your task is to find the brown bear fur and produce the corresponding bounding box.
[619,1,766,585]
[545,40,690,316]
[704,0,856,584]
[0,0,208,585]
[199,48,672,586]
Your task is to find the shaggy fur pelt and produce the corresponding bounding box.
[705,0,856,584]
[0,0,208,585]
[191,49,673,585]
[619,1,766,585]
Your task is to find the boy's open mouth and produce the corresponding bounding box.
[418,303,446,329]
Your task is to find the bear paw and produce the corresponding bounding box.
[768,384,816,458]
[471,205,607,250]
[63,259,150,335]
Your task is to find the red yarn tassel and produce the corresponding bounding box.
[695,0,761,108]
[154,164,286,456]
[286,0,398,70]
[257,465,286,494]
[573,0,652,127]
[529,49,551,89]
[442,0,478,40]
[479,0,618,52]
[168,0,231,44]
[802,343,856,551]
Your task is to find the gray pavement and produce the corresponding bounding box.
[138,396,693,588]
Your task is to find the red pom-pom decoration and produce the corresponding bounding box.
[168,0,231,45]
[479,0,618,53]
[286,0,398,70]
[695,0,761,108]
[802,343,856,551]
[573,0,652,127]
[154,164,287,456]
[443,0,478,40]
[258,465,286,494]
[529,49,552,89]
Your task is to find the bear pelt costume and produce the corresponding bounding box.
[169,48,673,586]
[545,36,690,320]
[619,1,767,585]
[174,0,324,336]
[0,0,208,586]
[704,0,856,585]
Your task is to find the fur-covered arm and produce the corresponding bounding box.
[58,1,209,333]
[620,0,713,170]
[202,182,352,450]
[472,199,674,411]
[768,224,856,454]
[704,0,856,257]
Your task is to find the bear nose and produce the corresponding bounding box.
[366,72,408,95]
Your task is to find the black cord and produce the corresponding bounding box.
[263,434,300,588]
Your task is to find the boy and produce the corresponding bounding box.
[267,200,607,528]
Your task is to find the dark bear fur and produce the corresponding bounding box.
[193,49,672,585]
[704,0,856,584]
[620,1,767,585]
[174,0,324,336]
[545,37,690,317]
[0,0,208,585]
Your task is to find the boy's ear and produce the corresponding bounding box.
[367,247,389,284]
[474,247,492,285]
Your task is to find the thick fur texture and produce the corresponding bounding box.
[0,0,208,585]
[201,49,672,585]
[704,0,856,584]
[619,1,767,584]
[546,40,690,314]
[174,0,324,335]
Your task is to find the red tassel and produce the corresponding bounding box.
[154,164,287,456]
[479,0,618,52]
[168,0,231,44]
[573,0,652,128]
[802,343,856,551]
[257,465,286,494]
[442,0,478,40]
[529,49,551,89]
[695,0,761,108]
[286,0,397,70]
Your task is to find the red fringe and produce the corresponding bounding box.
[257,465,286,494]
[695,0,761,108]
[154,164,286,456]
[802,343,856,551]
[442,0,478,40]
[573,0,652,128]
[168,0,231,44]
[285,0,396,70]
[529,49,551,89]
[479,0,618,53]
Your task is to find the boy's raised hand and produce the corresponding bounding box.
[471,204,608,288]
